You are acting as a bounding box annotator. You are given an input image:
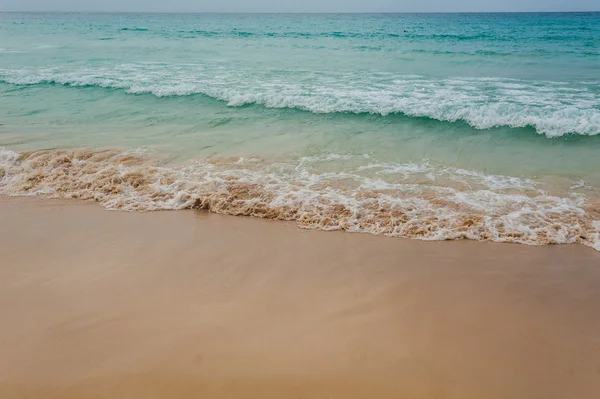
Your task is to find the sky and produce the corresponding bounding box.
[0,0,598,13]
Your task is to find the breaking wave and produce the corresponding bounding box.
[1,66,599,137]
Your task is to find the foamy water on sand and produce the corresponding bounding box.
[1,148,598,250]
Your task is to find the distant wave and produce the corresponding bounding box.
[114,28,559,43]
[1,66,599,137]
[118,29,472,40]
[120,27,149,32]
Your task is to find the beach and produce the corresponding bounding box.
[1,11,600,399]
[1,196,600,399]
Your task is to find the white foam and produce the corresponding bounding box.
[1,65,599,137]
[0,148,19,166]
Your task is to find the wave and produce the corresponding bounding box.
[1,148,599,251]
[0,48,24,54]
[113,27,600,45]
[118,29,497,41]
[116,28,569,43]
[120,27,149,32]
[1,66,599,137]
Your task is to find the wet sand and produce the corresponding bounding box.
[1,196,600,399]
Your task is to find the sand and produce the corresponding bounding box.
[1,196,599,399]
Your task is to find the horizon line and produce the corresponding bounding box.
[1,10,599,14]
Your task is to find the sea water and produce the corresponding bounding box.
[1,12,599,249]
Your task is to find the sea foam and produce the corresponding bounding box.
[1,147,598,251]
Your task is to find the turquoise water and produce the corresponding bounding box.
[1,13,599,249]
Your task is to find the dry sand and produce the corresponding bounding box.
[1,196,599,399]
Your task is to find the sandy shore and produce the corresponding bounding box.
[1,197,599,399]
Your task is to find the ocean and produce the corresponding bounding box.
[1,12,599,249]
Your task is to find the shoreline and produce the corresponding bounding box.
[2,147,599,250]
[1,196,600,398]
